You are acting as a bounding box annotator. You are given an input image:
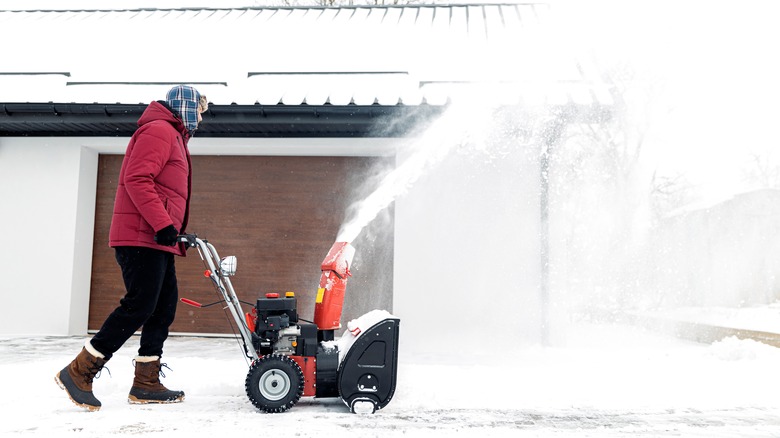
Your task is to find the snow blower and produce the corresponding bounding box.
[177,235,400,414]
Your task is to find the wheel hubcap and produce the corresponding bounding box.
[258,370,290,401]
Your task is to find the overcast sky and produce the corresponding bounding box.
[552,0,780,203]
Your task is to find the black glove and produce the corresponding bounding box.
[154,224,179,247]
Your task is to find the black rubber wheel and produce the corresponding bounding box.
[245,355,304,413]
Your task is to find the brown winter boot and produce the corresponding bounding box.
[128,356,185,404]
[55,344,109,411]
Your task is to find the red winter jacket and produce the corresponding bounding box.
[108,101,192,256]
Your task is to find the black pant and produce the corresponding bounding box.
[90,247,178,360]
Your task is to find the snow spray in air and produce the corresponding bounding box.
[336,102,493,244]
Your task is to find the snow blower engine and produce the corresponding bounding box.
[178,235,400,414]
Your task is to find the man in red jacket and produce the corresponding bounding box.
[55,85,207,411]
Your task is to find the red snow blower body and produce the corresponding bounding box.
[178,235,400,414]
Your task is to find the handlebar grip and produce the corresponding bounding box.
[177,234,198,248]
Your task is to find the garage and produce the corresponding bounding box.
[0,4,593,342]
[89,153,395,335]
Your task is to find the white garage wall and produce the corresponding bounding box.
[0,138,104,334]
[393,135,543,356]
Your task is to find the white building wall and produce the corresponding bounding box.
[0,138,109,334]
[393,136,544,355]
[68,146,100,334]
[641,189,780,308]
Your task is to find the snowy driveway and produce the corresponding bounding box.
[3,324,780,437]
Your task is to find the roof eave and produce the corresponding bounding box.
[0,102,447,138]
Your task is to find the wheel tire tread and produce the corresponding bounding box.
[245,354,304,413]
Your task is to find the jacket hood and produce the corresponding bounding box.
[166,85,202,134]
[137,100,187,135]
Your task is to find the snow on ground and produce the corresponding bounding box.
[645,304,780,334]
[2,322,780,437]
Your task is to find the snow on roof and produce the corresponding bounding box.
[0,4,610,107]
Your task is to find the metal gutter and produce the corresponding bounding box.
[0,102,446,138]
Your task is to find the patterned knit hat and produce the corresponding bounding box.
[165,85,206,133]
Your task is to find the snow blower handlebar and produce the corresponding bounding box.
[177,234,259,361]
[177,234,199,249]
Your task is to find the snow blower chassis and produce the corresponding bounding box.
[178,235,400,414]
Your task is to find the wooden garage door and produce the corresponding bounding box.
[89,154,394,334]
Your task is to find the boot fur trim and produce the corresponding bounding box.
[85,340,105,359]
[135,355,160,363]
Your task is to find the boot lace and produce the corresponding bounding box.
[83,358,110,384]
[157,363,174,382]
